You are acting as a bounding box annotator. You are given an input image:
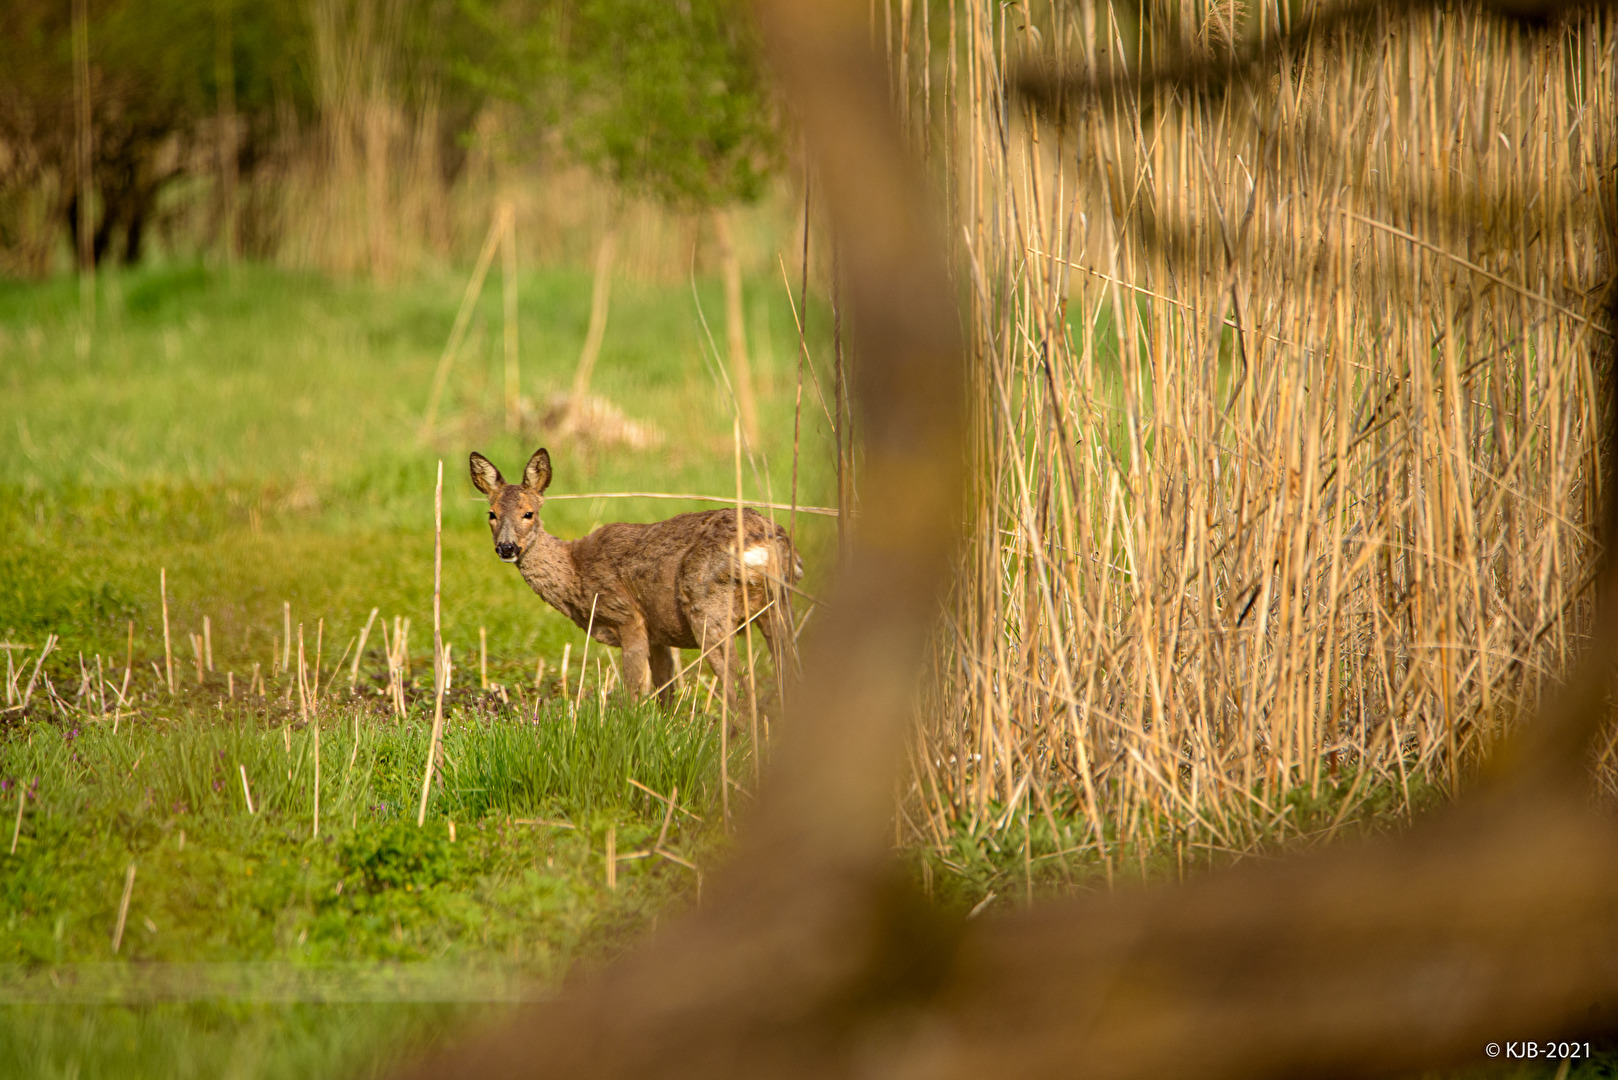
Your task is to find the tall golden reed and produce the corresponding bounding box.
[904,1,1614,859]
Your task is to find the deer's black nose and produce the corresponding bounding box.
[496,542,519,561]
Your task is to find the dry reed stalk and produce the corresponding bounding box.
[719,634,731,832]
[479,627,487,690]
[421,208,509,437]
[714,208,761,447]
[606,826,617,890]
[382,618,397,712]
[907,0,1617,855]
[191,633,203,685]
[565,227,619,425]
[560,643,571,701]
[239,764,254,815]
[111,863,135,954]
[325,635,354,700]
[227,671,234,700]
[733,420,762,780]
[203,615,213,671]
[9,789,23,855]
[574,598,599,721]
[501,201,520,432]
[160,570,173,695]
[418,461,446,828]
[352,607,379,688]
[18,635,57,713]
[544,492,837,517]
[280,601,290,677]
[312,620,322,839]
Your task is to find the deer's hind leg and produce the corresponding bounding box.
[649,645,677,707]
[693,607,740,722]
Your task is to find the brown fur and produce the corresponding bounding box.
[470,448,800,705]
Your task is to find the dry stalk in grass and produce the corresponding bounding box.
[421,209,510,438]
[565,226,620,428]
[387,0,1618,1078]
[111,863,135,956]
[351,607,379,688]
[159,569,173,695]
[418,462,446,827]
[545,491,837,516]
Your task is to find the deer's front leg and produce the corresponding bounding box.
[618,615,653,700]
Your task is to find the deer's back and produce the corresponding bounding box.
[571,508,795,649]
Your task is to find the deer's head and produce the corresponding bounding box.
[469,448,552,563]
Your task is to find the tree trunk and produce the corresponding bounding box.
[215,0,238,266]
[713,206,761,448]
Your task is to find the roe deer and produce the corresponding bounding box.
[469,448,801,706]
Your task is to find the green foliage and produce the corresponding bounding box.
[465,0,780,207]
[340,820,455,895]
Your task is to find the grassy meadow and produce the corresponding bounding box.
[0,257,852,1076]
[0,260,839,670]
[5,0,1618,1075]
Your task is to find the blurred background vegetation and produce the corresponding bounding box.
[0,0,780,276]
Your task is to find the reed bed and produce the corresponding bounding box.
[905,1,1616,859]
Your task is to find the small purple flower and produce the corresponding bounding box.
[213,779,223,793]
[1,779,11,793]
[65,728,78,742]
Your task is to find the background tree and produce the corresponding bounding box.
[466,0,781,439]
[0,0,312,270]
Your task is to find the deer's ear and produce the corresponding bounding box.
[469,452,504,498]
[523,448,553,494]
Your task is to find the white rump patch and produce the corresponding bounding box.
[742,545,771,568]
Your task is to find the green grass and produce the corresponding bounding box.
[2,699,720,970]
[0,260,831,1077]
[0,260,839,675]
[0,690,729,1078]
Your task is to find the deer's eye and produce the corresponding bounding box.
[487,511,496,520]
[523,512,534,520]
